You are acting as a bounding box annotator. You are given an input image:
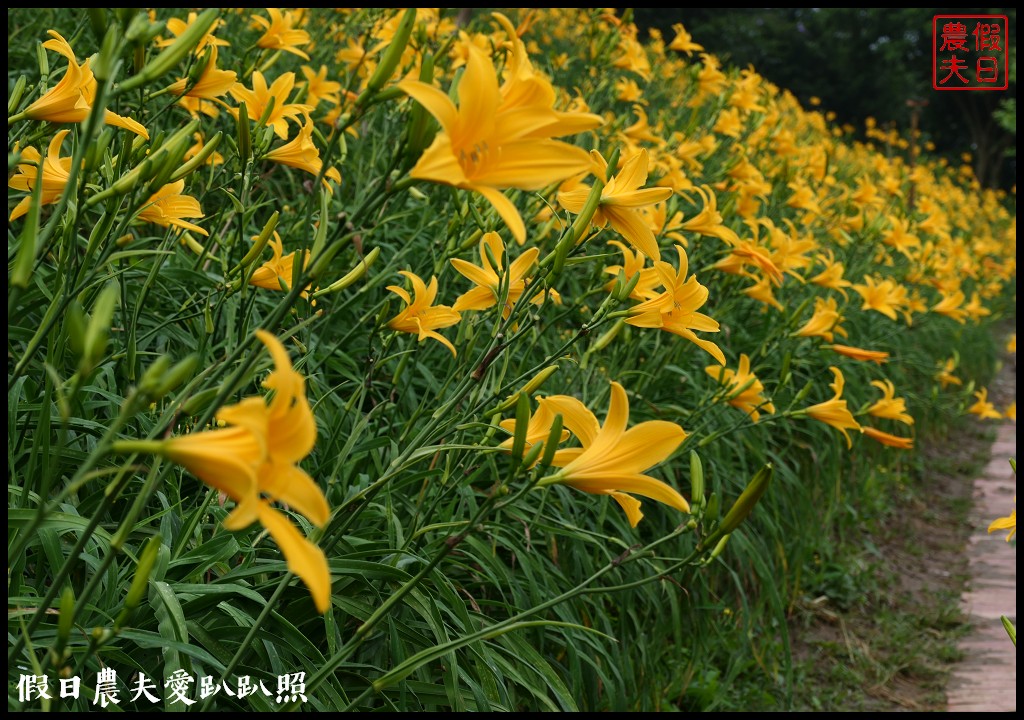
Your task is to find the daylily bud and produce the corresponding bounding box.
[92,26,122,82]
[231,211,279,277]
[236,101,251,163]
[313,246,381,297]
[180,387,219,417]
[689,451,705,510]
[537,413,565,469]
[718,464,773,536]
[604,147,621,181]
[118,8,219,93]
[8,75,27,114]
[364,8,417,96]
[490,365,559,414]
[590,319,625,353]
[510,392,531,466]
[115,535,162,629]
[82,282,119,376]
[153,354,200,400]
[170,131,222,182]
[616,270,642,303]
[708,533,730,560]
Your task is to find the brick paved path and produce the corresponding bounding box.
[945,419,1016,712]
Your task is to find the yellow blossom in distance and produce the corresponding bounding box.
[968,388,1002,420]
[867,379,914,426]
[558,148,673,261]
[156,12,230,52]
[828,344,889,364]
[253,8,311,60]
[387,271,462,356]
[229,71,314,139]
[136,180,208,236]
[535,381,690,528]
[987,498,1016,542]
[668,23,703,54]
[935,357,962,389]
[160,330,330,612]
[450,231,553,317]
[861,426,914,450]
[8,130,72,221]
[804,366,862,448]
[794,297,848,343]
[264,115,342,187]
[705,353,775,422]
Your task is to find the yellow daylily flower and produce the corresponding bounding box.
[300,64,342,107]
[136,180,208,236]
[808,250,852,298]
[537,381,690,528]
[932,289,968,323]
[8,129,72,221]
[387,271,462,356]
[861,426,914,450]
[804,366,862,448]
[398,36,600,244]
[626,244,726,365]
[229,71,313,140]
[828,344,889,364]
[968,388,1002,420]
[679,185,740,245]
[558,148,673,261]
[988,498,1016,542]
[602,240,661,301]
[852,275,906,322]
[248,231,312,300]
[264,115,342,187]
[169,46,236,101]
[252,8,311,60]
[794,296,847,343]
[935,357,962,389]
[867,379,914,426]
[156,12,230,52]
[23,31,148,138]
[705,353,775,422]
[668,23,703,54]
[160,330,330,612]
[450,231,549,317]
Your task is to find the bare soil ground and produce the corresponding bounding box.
[786,340,1015,712]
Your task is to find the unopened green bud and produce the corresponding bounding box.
[153,354,200,399]
[232,211,279,277]
[170,130,222,182]
[708,533,730,560]
[689,451,705,509]
[8,75,27,114]
[138,354,173,397]
[92,26,123,82]
[490,365,559,415]
[82,282,119,374]
[116,535,162,629]
[313,246,381,297]
[180,387,219,417]
[509,392,531,466]
[705,492,720,523]
[537,413,564,469]
[604,148,621,181]
[718,464,772,536]
[365,8,416,96]
[118,8,219,93]
[590,319,625,354]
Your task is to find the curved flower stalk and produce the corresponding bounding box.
[387,271,462,356]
